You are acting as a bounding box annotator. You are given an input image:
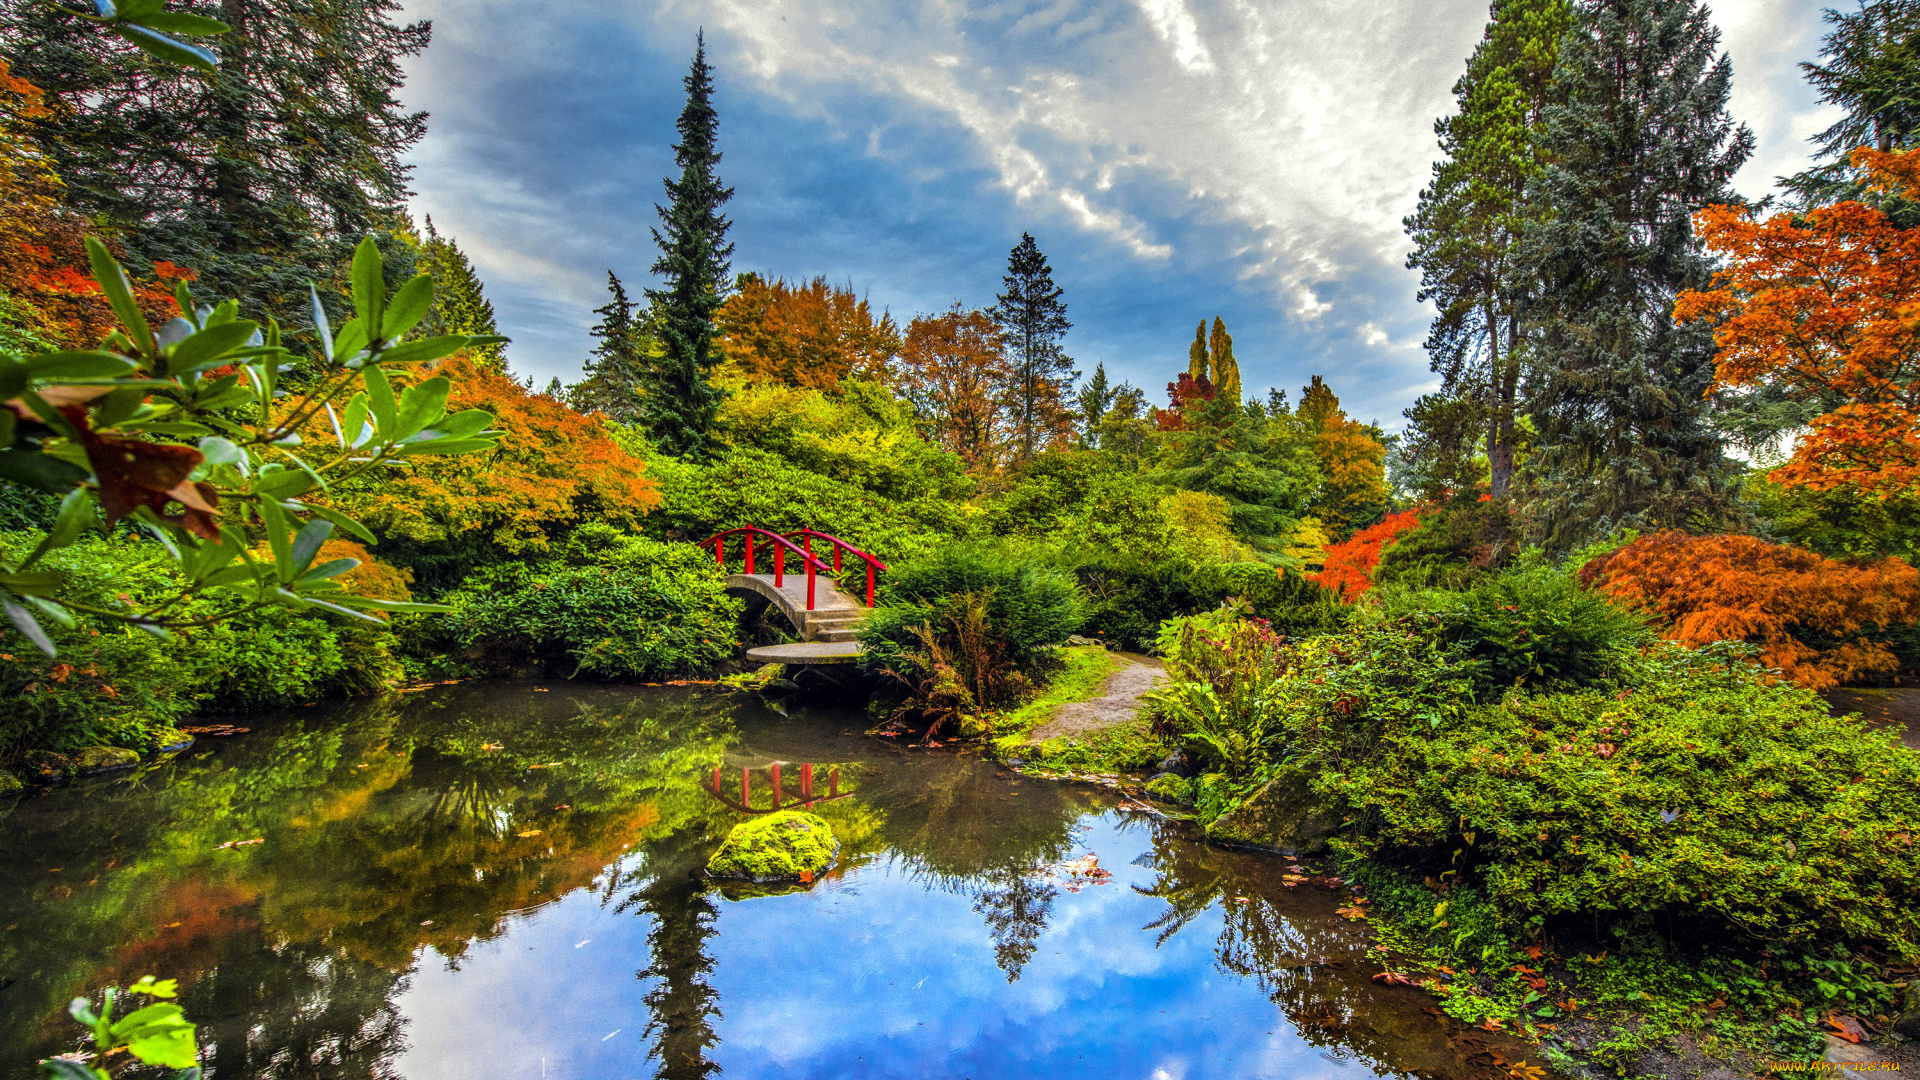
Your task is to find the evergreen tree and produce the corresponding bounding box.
[991,233,1075,462]
[1187,321,1210,383]
[414,216,506,370]
[1517,0,1753,548]
[1404,0,1571,498]
[642,33,734,459]
[0,0,430,315]
[1785,1,1920,205]
[1208,316,1242,403]
[572,272,648,421]
[1075,362,1116,448]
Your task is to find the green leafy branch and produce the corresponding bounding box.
[39,976,201,1080]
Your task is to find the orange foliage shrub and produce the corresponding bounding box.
[339,356,661,552]
[1678,147,1920,497]
[1311,510,1422,603]
[1580,530,1920,690]
[317,539,413,603]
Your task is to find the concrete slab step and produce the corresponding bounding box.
[815,627,861,642]
[746,641,862,665]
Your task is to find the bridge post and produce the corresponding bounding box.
[865,563,875,607]
[741,767,751,810]
[773,545,783,587]
[806,561,816,610]
[770,762,782,809]
[744,538,755,575]
[713,536,724,566]
[801,763,813,799]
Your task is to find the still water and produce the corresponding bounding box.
[2,682,1533,1079]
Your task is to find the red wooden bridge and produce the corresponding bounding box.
[700,761,853,814]
[700,527,888,665]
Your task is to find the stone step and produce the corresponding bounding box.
[746,641,861,665]
[814,626,862,642]
[805,614,866,630]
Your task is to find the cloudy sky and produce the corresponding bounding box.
[396,0,1839,427]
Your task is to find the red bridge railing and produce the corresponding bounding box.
[701,762,851,814]
[700,526,889,609]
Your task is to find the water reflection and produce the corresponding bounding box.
[0,683,1537,1080]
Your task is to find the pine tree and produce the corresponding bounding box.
[414,216,506,370]
[1785,1,1920,205]
[1404,0,1571,498]
[572,272,648,421]
[1208,317,1242,403]
[641,33,734,458]
[1075,362,1116,448]
[1517,0,1753,548]
[991,233,1075,462]
[0,0,430,315]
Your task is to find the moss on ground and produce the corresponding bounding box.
[706,811,839,883]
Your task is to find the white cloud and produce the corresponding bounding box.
[1136,0,1215,74]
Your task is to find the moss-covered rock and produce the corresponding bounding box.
[1204,769,1344,855]
[72,746,139,774]
[0,770,23,795]
[706,811,839,884]
[20,751,71,784]
[1144,773,1193,805]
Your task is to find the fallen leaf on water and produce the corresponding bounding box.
[1372,971,1419,986]
[799,869,814,883]
[419,920,433,926]
[213,838,263,850]
[1335,906,1368,920]
[1280,873,1310,886]
[181,725,250,736]
[516,830,542,838]
[481,744,503,751]
[1507,1062,1547,1080]
[1477,1017,1506,1032]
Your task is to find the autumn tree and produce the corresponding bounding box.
[1516,0,1752,548]
[991,233,1075,462]
[1678,147,1920,497]
[337,356,661,583]
[573,272,650,422]
[1208,317,1241,404]
[1312,510,1423,602]
[1404,0,1570,497]
[412,217,505,370]
[894,305,1012,469]
[643,34,734,458]
[1581,530,1920,690]
[715,273,901,388]
[1,0,429,314]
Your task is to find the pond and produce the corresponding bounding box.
[1,683,1539,1079]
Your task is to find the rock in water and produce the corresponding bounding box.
[1204,770,1344,855]
[72,746,139,774]
[706,811,840,884]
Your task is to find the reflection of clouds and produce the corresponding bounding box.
[394,0,1831,426]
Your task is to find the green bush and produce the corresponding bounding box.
[1372,497,1515,591]
[0,533,398,759]
[1324,643,1920,955]
[1076,556,1348,651]
[1372,558,1651,697]
[859,542,1083,699]
[445,532,741,679]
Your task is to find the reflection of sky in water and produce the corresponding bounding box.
[394,814,1374,1080]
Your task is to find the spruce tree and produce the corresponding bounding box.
[1404,0,1571,498]
[1517,0,1753,548]
[1208,316,1242,403]
[573,272,648,421]
[991,233,1075,462]
[415,217,506,370]
[642,33,734,458]
[1075,362,1115,448]
[0,0,429,315]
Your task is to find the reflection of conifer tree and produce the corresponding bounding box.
[197,928,410,1080]
[621,832,723,1080]
[970,870,1058,981]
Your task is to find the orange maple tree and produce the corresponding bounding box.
[893,304,1012,469]
[715,273,902,389]
[333,356,661,552]
[1311,509,1422,603]
[1677,146,1920,497]
[1580,530,1920,690]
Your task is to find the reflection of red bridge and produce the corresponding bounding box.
[702,763,852,814]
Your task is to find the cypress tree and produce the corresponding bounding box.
[642,33,734,458]
[991,233,1075,463]
[1187,321,1210,383]
[573,272,648,421]
[1404,0,1571,498]
[414,216,506,370]
[1517,0,1753,548]
[0,0,429,315]
[1208,316,1242,404]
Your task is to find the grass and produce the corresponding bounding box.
[987,645,1168,774]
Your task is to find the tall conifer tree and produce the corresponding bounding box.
[1517,0,1752,547]
[1187,322,1210,384]
[415,216,506,370]
[1075,362,1116,448]
[573,272,648,421]
[1404,0,1571,497]
[1208,317,1241,404]
[991,233,1075,462]
[642,33,734,458]
[0,0,429,314]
